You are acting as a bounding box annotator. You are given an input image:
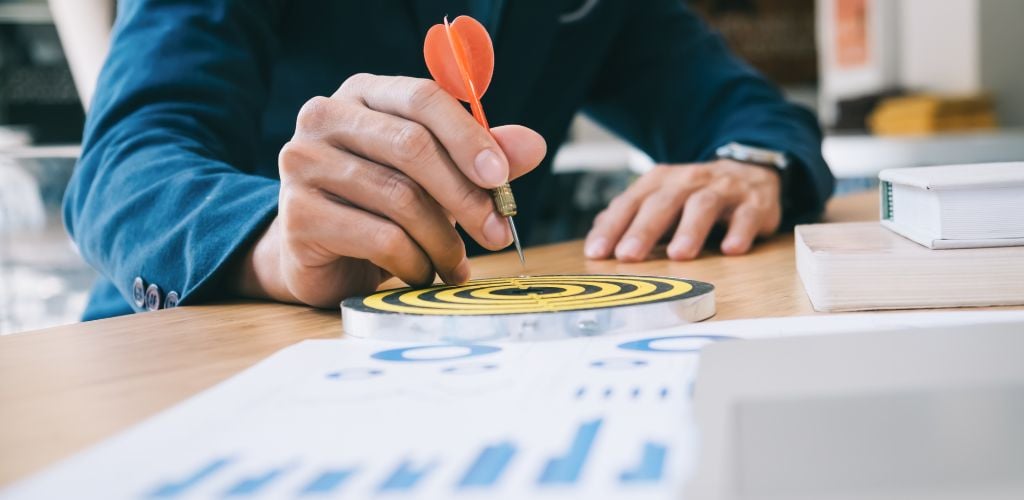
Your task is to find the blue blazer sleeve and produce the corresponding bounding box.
[63,0,283,311]
[584,0,835,226]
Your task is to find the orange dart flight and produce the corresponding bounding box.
[423,15,526,267]
[424,15,494,126]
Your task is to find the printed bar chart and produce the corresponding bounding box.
[458,442,517,489]
[139,417,664,498]
[223,466,289,496]
[378,460,436,492]
[299,469,354,495]
[147,457,232,498]
[620,442,667,483]
[538,419,603,485]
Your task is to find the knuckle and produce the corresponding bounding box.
[649,165,671,179]
[714,175,740,192]
[278,141,313,179]
[406,79,444,110]
[608,194,638,213]
[373,224,407,259]
[736,203,761,218]
[626,224,657,242]
[339,72,373,95]
[679,165,710,184]
[645,192,677,210]
[454,186,491,221]
[295,96,333,132]
[751,196,773,213]
[391,122,434,165]
[689,189,721,209]
[747,192,777,213]
[382,172,424,213]
[331,157,359,187]
[435,240,466,269]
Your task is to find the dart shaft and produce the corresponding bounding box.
[508,216,525,267]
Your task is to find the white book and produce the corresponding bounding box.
[795,222,1024,312]
[879,162,1024,249]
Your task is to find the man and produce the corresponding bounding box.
[65,0,834,319]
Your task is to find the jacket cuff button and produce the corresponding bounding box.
[145,284,162,311]
[164,291,179,309]
[132,277,146,308]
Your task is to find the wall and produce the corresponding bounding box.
[900,0,979,93]
[979,0,1024,127]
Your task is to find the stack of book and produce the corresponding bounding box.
[797,162,1024,311]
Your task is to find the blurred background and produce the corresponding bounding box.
[1,0,1022,334]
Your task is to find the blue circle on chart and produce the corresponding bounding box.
[371,344,501,363]
[590,358,648,370]
[441,363,499,375]
[325,368,384,380]
[618,335,735,353]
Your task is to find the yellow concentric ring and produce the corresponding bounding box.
[355,275,699,316]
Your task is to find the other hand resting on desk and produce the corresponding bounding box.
[584,159,782,262]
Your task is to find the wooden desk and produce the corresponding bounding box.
[0,191,878,486]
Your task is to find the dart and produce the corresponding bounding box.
[423,15,525,267]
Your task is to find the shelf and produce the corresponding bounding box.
[823,129,1024,178]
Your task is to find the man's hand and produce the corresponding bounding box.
[584,159,781,262]
[233,74,546,307]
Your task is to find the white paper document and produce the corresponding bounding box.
[4,311,1022,500]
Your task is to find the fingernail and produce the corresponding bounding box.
[668,236,694,260]
[615,237,644,261]
[474,149,508,187]
[483,212,511,247]
[722,237,746,255]
[451,257,470,283]
[584,237,609,259]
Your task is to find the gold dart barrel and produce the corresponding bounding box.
[490,183,517,217]
[490,183,525,266]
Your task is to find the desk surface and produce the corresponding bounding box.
[1,191,880,485]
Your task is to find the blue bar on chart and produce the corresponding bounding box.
[147,457,232,498]
[538,418,603,485]
[619,442,667,484]
[299,469,355,496]
[378,459,436,492]
[457,442,517,489]
[223,466,290,496]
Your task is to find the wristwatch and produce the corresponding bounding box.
[714,142,789,171]
[714,141,795,214]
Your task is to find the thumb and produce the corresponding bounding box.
[490,125,547,181]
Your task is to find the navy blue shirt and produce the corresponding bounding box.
[65,0,834,320]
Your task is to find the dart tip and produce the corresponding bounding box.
[507,216,525,267]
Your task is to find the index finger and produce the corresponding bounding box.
[335,74,510,189]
